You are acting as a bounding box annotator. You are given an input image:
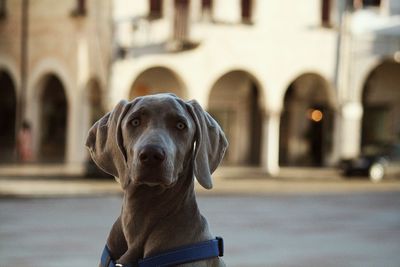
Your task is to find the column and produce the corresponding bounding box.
[340,101,363,159]
[261,111,280,176]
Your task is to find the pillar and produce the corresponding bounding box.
[340,101,363,159]
[261,110,280,176]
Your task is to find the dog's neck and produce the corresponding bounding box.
[120,164,212,262]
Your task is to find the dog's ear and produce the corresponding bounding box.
[186,100,228,189]
[85,100,132,189]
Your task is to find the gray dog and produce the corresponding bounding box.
[86,94,228,267]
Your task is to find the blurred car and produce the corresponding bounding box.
[340,143,400,182]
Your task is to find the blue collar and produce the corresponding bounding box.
[101,237,224,267]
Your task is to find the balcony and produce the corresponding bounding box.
[114,11,199,60]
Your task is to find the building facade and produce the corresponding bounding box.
[0,0,112,169]
[110,0,400,175]
[0,0,399,176]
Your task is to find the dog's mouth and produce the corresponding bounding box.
[134,179,177,189]
[133,169,176,188]
[133,178,177,191]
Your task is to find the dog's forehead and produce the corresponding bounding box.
[132,95,188,116]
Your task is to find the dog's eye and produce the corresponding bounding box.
[176,122,186,130]
[131,118,140,127]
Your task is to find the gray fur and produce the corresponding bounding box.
[86,94,228,266]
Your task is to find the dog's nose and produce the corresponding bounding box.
[139,145,166,165]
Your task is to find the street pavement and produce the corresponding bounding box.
[0,166,400,266]
[1,192,400,267]
[0,166,400,198]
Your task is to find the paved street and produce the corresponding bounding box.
[1,191,400,267]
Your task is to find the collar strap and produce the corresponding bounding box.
[101,245,133,267]
[138,237,224,267]
[101,237,224,267]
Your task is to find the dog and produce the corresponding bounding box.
[86,93,228,266]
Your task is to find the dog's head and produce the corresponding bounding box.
[85,94,228,190]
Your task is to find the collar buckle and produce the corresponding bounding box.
[216,236,224,257]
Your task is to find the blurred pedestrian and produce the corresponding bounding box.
[17,120,33,162]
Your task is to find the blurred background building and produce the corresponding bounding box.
[0,0,112,170]
[0,0,399,176]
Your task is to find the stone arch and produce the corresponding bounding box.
[208,69,264,166]
[0,69,17,163]
[36,74,68,162]
[28,58,73,106]
[279,73,336,166]
[361,60,400,147]
[129,66,187,99]
[28,58,74,162]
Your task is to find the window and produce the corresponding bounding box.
[241,0,252,24]
[353,0,381,9]
[149,0,163,19]
[173,0,189,42]
[363,0,381,7]
[202,0,212,12]
[201,0,212,20]
[0,0,6,19]
[71,0,86,17]
[321,0,331,27]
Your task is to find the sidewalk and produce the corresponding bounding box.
[0,165,399,198]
